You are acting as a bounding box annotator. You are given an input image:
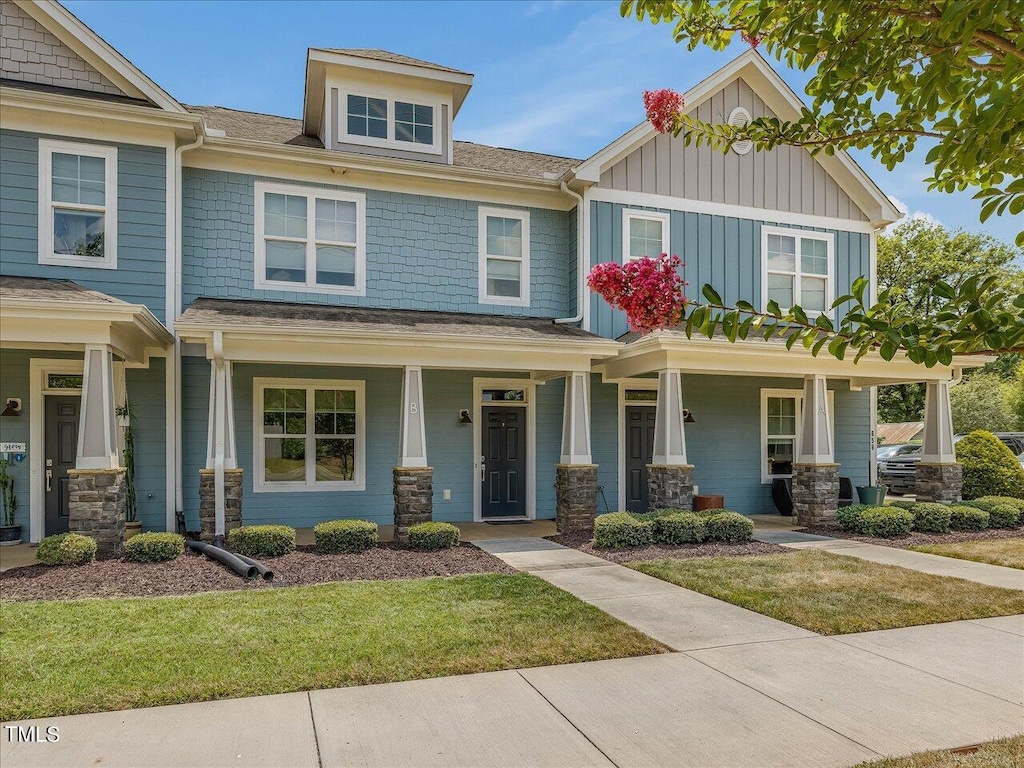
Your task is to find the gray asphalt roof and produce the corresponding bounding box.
[316,48,470,76]
[0,275,122,304]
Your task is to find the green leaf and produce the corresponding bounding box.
[701,284,723,305]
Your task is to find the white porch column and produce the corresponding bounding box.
[398,366,428,467]
[915,379,962,502]
[560,371,592,464]
[76,344,119,469]
[651,369,687,465]
[797,374,834,464]
[203,332,238,541]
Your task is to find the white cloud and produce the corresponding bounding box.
[883,195,942,232]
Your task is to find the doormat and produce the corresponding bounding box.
[484,520,534,526]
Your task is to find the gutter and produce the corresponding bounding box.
[555,180,587,326]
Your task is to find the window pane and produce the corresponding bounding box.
[767,273,794,307]
[768,438,795,474]
[347,95,387,138]
[767,234,796,271]
[337,390,356,411]
[54,209,104,257]
[395,121,415,142]
[316,245,356,286]
[395,101,433,145]
[801,276,827,312]
[801,238,828,275]
[315,199,357,243]
[265,193,306,238]
[52,153,105,205]
[314,389,335,410]
[485,216,522,259]
[265,438,306,482]
[624,389,658,402]
[285,412,306,435]
[315,439,355,481]
[263,411,284,432]
[314,412,335,435]
[47,374,83,389]
[767,397,796,436]
[265,240,306,283]
[414,125,433,145]
[487,258,521,298]
[482,389,525,402]
[285,388,306,410]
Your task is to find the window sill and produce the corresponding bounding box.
[253,481,366,494]
[255,279,365,297]
[39,253,117,270]
[479,296,530,308]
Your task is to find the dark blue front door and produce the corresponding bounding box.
[481,406,527,518]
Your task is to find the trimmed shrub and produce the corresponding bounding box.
[407,521,459,550]
[314,519,378,553]
[973,496,1024,515]
[635,508,687,523]
[960,499,1021,529]
[955,430,1024,500]
[908,503,952,534]
[593,512,655,548]
[859,507,913,538]
[124,532,184,562]
[836,504,875,533]
[653,512,706,544]
[227,525,296,557]
[886,500,917,511]
[37,533,97,566]
[948,505,989,531]
[703,510,754,543]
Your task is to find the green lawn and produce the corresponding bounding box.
[631,549,1024,635]
[0,573,664,721]
[910,538,1024,570]
[854,735,1024,768]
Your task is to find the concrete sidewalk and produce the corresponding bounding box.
[755,529,1024,590]
[4,615,1021,768]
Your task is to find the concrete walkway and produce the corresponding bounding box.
[755,529,1024,590]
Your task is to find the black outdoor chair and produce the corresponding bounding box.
[771,476,855,516]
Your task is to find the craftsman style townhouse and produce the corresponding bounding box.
[0,0,969,551]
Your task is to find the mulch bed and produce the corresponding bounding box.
[0,543,514,602]
[546,533,791,563]
[799,525,1024,549]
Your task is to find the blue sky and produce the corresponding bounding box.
[67,0,1022,245]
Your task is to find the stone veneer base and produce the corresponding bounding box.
[68,468,126,557]
[914,462,963,503]
[647,464,695,511]
[199,468,244,542]
[394,466,433,545]
[793,463,840,527]
[555,464,598,534]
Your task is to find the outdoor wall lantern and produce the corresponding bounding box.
[458,409,472,424]
[1,398,22,417]
[683,408,696,423]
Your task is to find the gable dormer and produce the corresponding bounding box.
[302,48,472,164]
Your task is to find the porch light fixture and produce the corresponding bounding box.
[1,398,21,417]
[458,409,472,424]
[683,408,696,423]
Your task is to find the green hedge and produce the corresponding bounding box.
[955,430,1024,500]
[837,504,876,533]
[859,507,914,538]
[313,519,378,553]
[959,499,1020,529]
[974,496,1024,513]
[653,512,706,544]
[948,505,989,531]
[593,512,654,548]
[886,500,917,511]
[908,502,952,534]
[407,521,459,550]
[124,532,184,562]
[37,533,97,566]
[227,525,296,557]
[702,511,754,543]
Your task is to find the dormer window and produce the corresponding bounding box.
[347,95,387,139]
[395,102,433,145]
[337,91,442,155]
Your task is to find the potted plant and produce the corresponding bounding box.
[117,402,141,539]
[0,456,21,545]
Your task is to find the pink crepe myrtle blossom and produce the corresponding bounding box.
[587,254,689,333]
[643,89,685,134]
[740,31,763,49]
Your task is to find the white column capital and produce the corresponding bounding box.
[398,366,428,468]
[921,379,956,463]
[651,369,688,465]
[797,374,834,464]
[76,344,119,470]
[560,372,592,465]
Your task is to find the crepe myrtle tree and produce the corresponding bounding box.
[623,0,1024,245]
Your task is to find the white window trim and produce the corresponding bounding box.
[38,139,118,270]
[760,387,835,483]
[761,225,835,316]
[254,181,367,296]
[253,377,366,493]
[478,206,530,307]
[339,90,443,156]
[622,209,671,262]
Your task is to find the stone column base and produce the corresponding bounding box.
[68,468,126,557]
[647,464,694,511]
[793,463,840,527]
[914,462,962,503]
[199,468,244,542]
[555,464,598,534]
[394,467,433,545]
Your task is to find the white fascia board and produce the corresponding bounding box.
[1,299,173,351]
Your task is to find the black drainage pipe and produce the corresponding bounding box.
[230,552,275,581]
[187,540,258,579]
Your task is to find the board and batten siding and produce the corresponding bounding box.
[599,77,868,222]
[0,129,168,320]
[181,167,574,317]
[590,201,870,339]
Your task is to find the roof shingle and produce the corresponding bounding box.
[316,48,470,76]
[0,275,122,304]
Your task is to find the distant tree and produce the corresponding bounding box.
[950,373,1016,434]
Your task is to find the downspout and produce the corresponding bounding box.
[555,180,587,326]
[172,132,204,520]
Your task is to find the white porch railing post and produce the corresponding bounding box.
[556,372,597,533]
[398,366,428,467]
[76,344,118,470]
[915,379,962,502]
[559,371,592,465]
[651,369,687,465]
[798,374,834,464]
[203,331,238,541]
[793,374,839,526]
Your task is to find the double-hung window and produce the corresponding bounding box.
[762,226,834,314]
[622,209,670,261]
[38,139,117,269]
[254,379,365,492]
[479,207,529,306]
[760,388,835,482]
[255,182,366,295]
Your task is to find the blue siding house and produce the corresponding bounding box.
[0,0,967,550]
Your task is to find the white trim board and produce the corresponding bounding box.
[616,378,659,511]
[472,378,537,522]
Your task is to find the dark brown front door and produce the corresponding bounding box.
[481,406,527,518]
[45,396,79,536]
[625,405,656,513]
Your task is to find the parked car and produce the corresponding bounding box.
[879,433,1024,494]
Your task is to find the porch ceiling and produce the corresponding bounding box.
[0,275,172,365]
[598,329,978,386]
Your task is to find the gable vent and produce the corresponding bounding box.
[728,107,753,155]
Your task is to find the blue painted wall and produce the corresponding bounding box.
[181,168,575,318]
[0,129,167,320]
[589,201,871,339]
